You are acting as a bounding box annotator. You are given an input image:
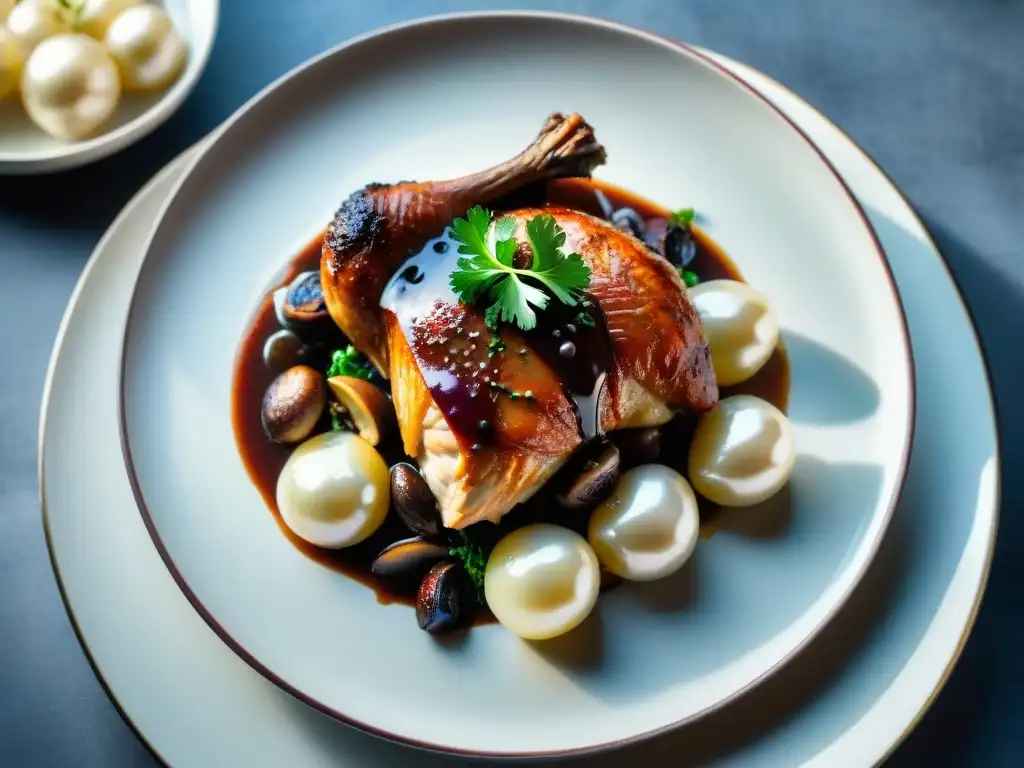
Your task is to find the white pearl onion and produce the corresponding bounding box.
[588,465,700,582]
[0,24,23,101]
[276,431,390,549]
[689,280,779,387]
[76,0,142,40]
[104,4,186,91]
[6,0,71,56]
[485,524,600,641]
[688,395,796,507]
[21,34,120,141]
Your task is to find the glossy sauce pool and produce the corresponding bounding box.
[232,178,790,611]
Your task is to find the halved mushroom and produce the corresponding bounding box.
[327,375,396,446]
[262,365,326,444]
[372,536,449,577]
[556,443,621,509]
[275,271,337,341]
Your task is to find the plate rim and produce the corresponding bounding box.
[0,0,221,175]
[38,43,999,768]
[113,10,917,758]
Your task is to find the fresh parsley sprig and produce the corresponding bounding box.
[448,206,591,332]
[668,207,695,229]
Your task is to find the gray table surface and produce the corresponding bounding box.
[2,1,1022,765]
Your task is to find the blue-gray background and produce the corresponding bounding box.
[2,1,1021,765]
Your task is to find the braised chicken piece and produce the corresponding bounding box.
[321,114,717,529]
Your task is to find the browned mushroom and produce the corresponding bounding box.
[390,463,443,536]
[261,365,326,444]
[327,376,396,446]
[556,443,621,509]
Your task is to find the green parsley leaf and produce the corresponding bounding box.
[493,215,518,244]
[448,206,591,332]
[326,345,373,381]
[492,275,549,331]
[668,207,696,229]
[448,531,487,603]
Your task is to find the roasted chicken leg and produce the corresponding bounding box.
[321,113,606,374]
[321,114,717,529]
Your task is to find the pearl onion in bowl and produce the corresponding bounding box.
[6,0,70,57]
[104,4,186,92]
[21,34,120,141]
[485,524,600,641]
[689,279,779,386]
[76,0,143,39]
[276,430,390,549]
[589,465,700,582]
[688,394,796,507]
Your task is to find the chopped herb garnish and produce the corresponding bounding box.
[326,345,373,381]
[680,268,700,288]
[448,531,487,602]
[574,311,596,329]
[487,335,506,357]
[449,206,591,332]
[668,207,696,229]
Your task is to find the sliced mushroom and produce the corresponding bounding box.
[417,560,469,634]
[327,376,395,446]
[556,443,620,509]
[261,365,326,444]
[372,536,449,577]
[390,462,443,537]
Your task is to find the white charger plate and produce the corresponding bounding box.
[0,0,218,175]
[116,14,914,756]
[39,44,997,768]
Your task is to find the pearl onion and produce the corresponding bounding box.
[276,431,390,549]
[76,0,142,40]
[104,5,186,92]
[485,524,600,640]
[21,34,120,141]
[689,280,779,387]
[688,395,796,507]
[588,465,700,582]
[6,0,71,57]
[0,24,23,101]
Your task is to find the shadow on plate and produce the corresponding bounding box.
[779,331,881,425]
[519,456,884,708]
[709,483,793,540]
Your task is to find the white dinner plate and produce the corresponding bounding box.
[116,13,913,757]
[0,1,218,175]
[39,35,997,767]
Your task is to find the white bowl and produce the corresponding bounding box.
[0,0,218,174]
[118,12,914,758]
